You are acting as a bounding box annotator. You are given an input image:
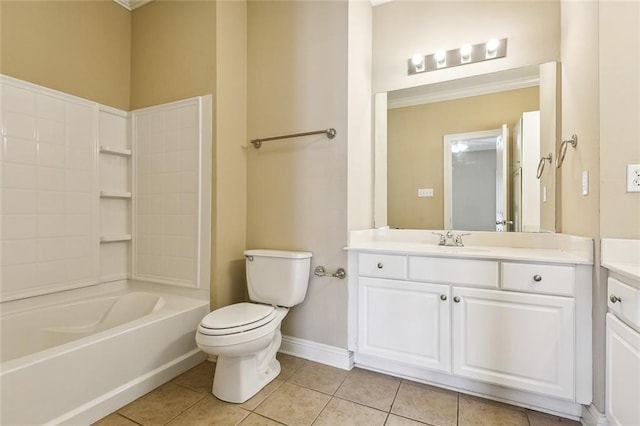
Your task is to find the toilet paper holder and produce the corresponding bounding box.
[314,266,346,279]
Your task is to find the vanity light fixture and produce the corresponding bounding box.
[408,38,507,75]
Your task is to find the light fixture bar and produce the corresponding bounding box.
[408,38,507,75]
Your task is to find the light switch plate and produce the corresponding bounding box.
[418,188,434,197]
[627,164,640,192]
[582,170,589,195]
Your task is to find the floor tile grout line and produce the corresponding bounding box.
[309,394,335,426]
[329,393,392,414]
[389,378,403,415]
[115,412,145,426]
[160,392,205,426]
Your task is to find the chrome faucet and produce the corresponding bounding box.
[433,231,471,247]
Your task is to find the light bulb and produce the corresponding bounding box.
[486,38,500,58]
[460,44,472,62]
[411,53,425,72]
[411,53,424,66]
[434,49,447,67]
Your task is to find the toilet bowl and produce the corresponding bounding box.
[195,249,312,403]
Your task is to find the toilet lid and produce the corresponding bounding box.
[200,303,276,335]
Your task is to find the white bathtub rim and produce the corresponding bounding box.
[1,281,209,371]
[0,279,209,317]
[2,307,192,373]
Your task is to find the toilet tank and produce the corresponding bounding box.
[244,249,312,307]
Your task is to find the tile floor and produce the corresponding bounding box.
[94,354,581,426]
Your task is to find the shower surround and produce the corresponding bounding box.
[0,75,212,424]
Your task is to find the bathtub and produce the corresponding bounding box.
[0,280,209,425]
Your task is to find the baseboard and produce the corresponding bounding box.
[582,403,608,426]
[280,335,354,371]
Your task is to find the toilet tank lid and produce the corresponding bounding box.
[244,249,312,259]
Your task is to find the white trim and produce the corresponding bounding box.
[280,335,354,371]
[581,404,608,426]
[387,75,539,110]
[112,0,152,11]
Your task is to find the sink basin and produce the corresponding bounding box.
[432,246,489,253]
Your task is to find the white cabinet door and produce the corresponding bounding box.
[606,313,640,426]
[358,277,450,372]
[452,287,575,399]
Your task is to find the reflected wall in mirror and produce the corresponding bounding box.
[376,62,558,233]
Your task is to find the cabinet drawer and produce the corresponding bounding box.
[608,277,640,328]
[358,253,406,279]
[408,257,498,288]
[502,262,575,296]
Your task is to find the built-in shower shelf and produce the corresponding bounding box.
[100,235,132,243]
[100,191,132,199]
[99,145,132,157]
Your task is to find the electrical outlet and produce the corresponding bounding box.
[627,164,640,192]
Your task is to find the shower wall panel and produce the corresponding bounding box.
[132,97,211,289]
[0,77,99,301]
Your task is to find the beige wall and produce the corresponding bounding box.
[247,0,349,348]
[599,1,640,239]
[213,0,248,308]
[559,2,600,239]
[130,0,216,110]
[373,1,560,93]
[387,87,539,229]
[0,0,131,110]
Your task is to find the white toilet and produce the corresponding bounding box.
[195,249,312,403]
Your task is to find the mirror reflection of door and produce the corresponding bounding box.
[443,126,510,232]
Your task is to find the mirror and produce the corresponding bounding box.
[374,62,558,232]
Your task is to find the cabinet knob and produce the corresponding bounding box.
[377,262,383,269]
[609,294,621,304]
[453,296,460,303]
[533,275,542,282]
[440,294,447,301]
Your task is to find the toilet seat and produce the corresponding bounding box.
[199,302,276,336]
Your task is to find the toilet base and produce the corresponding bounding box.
[211,330,282,403]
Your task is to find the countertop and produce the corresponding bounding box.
[601,238,640,283]
[346,229,594,265]
[346,241,591,265]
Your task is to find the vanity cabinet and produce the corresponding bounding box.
[605,276,640,426]
[451,287,574,399]
[349,249,592,418]
[358,277,450,372]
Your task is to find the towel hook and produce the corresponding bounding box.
[556,134,578,169]
[536,153,553,179]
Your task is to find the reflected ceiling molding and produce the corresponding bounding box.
[387,65,540,109]
[370,0,394,6]
[113,0,152,11]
